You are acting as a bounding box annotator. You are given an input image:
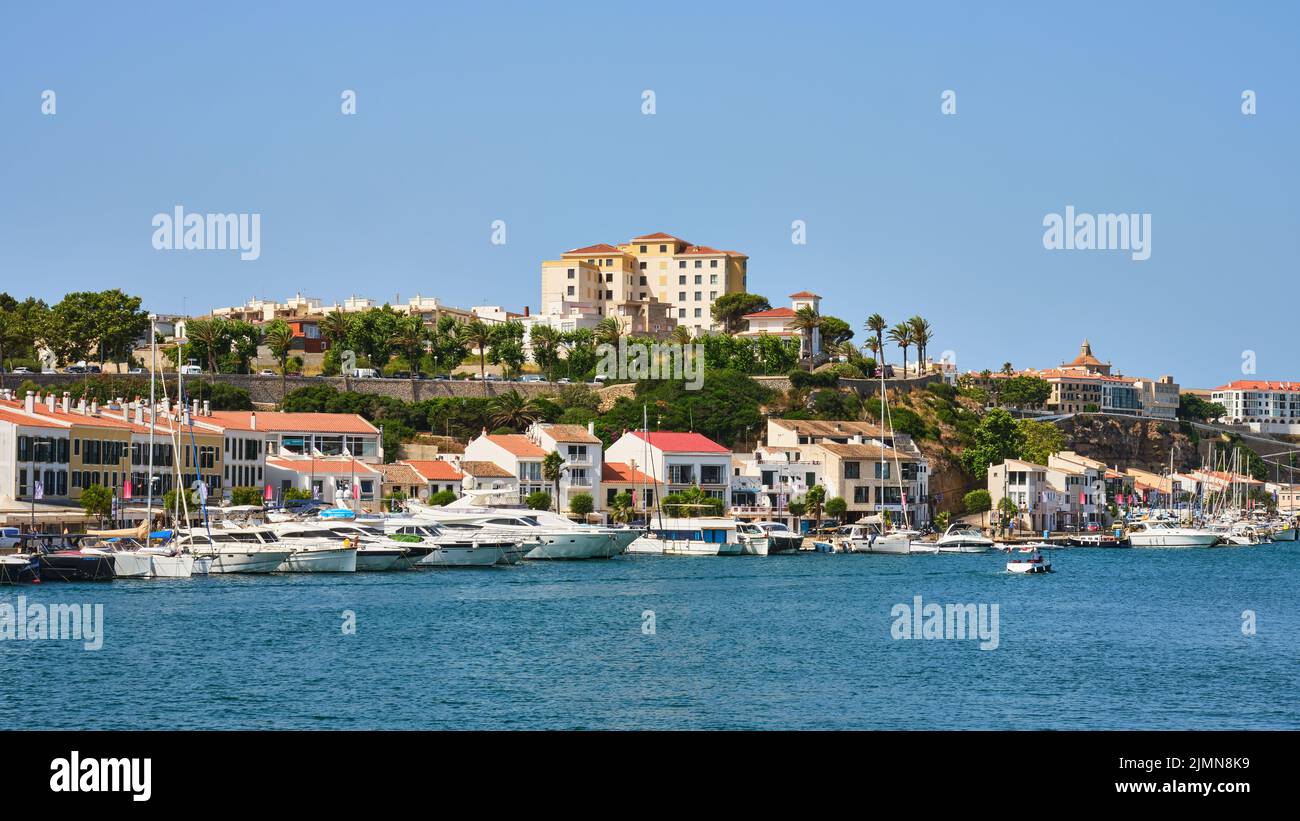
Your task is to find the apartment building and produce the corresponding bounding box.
[1210,380,1300,434]
[987,458,1064,532]
[540,231,746,336]
[604,431,732,501]
[525,422,603,511]
[737,292,824,357]
[462,433,549,506]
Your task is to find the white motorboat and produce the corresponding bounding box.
[1006,546,1053,574]
[935,523,995,553]
[627,517,745,556]
[735,522,771,556]
[408,500,625,559]
[265,524,359,571]
[831,519,911,555]
[0,553,40,584]
[178,530,294,574]
[750,521,804,554]
[1126,521,1221,548]
[387,522,512,567]
[286,520,409,571]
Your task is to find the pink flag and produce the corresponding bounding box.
[1079,492,1086,505]
[123,480,133,500]
[352,482,360,500]
[264,484,273,501]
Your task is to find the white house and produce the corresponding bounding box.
[604,431,731,502]
[525,421,603,510]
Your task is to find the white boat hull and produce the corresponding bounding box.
[278,547,357,572]
[845,535,912,554]
[739,536,770,556]
[523,532,620,560]
[1128,533,1220,548]
[626,537,744,556]
[197,549,294,574]
[108,553,152,578]
[418,544,505,567]
[937,543,994,554]
[147,554,195,578]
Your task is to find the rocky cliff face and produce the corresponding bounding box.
[1055,415,1199,472]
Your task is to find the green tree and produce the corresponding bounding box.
[91,289,151,369]
[428,316,468,377]
[825,495,847,521]
[489,390,544,431]
[230,486,264,506]
[1177,394,1226,422]
[610,491,635,523]
[1000,375,1052,408]
[888,322,914,377]
[963,489,992,528]
[1017,418,1065,465]
[263,319,295,404]
[428,489,458,506]
[542,450,566,512]
[819,316,853,348]
[711,292,771,334]
[529,325,563,382]
[934,510,951,532]
[593,316,625,347]
[389,314,428,389]
[569,492,594,517]
[805,483,827,527]
[526,490,552,511]
[789,305,823,359]
[488,320,527,379]
[961,408,1024,480]
[459,320,494,389]
[79,484,113,525]
[562,328,597,382]
[661,485,723,517]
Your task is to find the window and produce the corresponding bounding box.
[844,461,860,479]
[567,445,588,461]
[567,285,575,296]
[710,260,718,268]
[678,292,686,302]
[694,308,702,318]
[700,465,724,485]
[678,261,685,269]
[605,272,613,283]
[678,275,686,285]
[710,291,717,300]
[639,276,647,286]
[659,244,667,252]
[667,464,695,484]
[678,309,686,318]
[710,274,718,284]
[694,260,702,268]
[605,258,613,266]
[694,292,702,301]
[694,275,702,284]
[854,486,870,504]
[567,268,575,278]
[639,245,647,252]
[874,463,891,480]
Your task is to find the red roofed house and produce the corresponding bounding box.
[738,291,822,358]
[604,430,732,503]
[600,461,664,513]
[463,432,549,505]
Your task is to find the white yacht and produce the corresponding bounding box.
[1125,520,1221,548]
[409,499,628,559]
[831,519,911,555]
[177,529,294,574]
[934,523,995,553]
[289,520,409,571]
[627,517,744,556]
[750,521,804,554]
[387,521,512,567]
[264,523,359,571]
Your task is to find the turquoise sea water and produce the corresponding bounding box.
[2,544,1297,730]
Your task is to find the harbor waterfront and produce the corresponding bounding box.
[2,545,1296,731]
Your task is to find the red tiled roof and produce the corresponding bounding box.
[788,291,821,299]
[266,457,379,475]
[458,460,513,478]
[631,232,683,242]
[564,243,623,255]
[485,434,547,457]
[631,430,729,454]
[206,411,379,434]
[0,406,66,429]
[678,245,726,256]
[1212,380,1300,392]
[403,460,464,481]
[535,423,600,444]
[602,461,660,484]
[743,307,796,319]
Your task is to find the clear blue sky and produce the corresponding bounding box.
[2,1,1296,388]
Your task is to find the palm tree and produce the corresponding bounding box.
[389,314,427,390]
[458,319,494,393]
[489,390,543,431]
[186,317,226,379]
[865,313,887,364]
[594,316,624,347]
[907,315,932,374]
[789,305,823,360]
[805,483,826,529]
[888,322,914,377]
[320,309,352,388]
[263,319,295,405]
[863,337,882,377]
[1001,362,1014,376]
[542,450,566,514]
[671,325,692,346]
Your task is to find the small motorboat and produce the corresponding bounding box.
[0,553,40,584]
[1006,546,1053,574]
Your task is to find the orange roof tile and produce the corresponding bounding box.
[564,243,624,255]
[403,460,464,482]
[602,461,661,485]
[631,232,684,242]
[206,411,378,434]
[266,457,379,475]
[485,434,547,457]
[788,291,821,299]
[743,307,796,319]
[1212,380,1300,392]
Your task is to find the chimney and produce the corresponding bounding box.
[134,402,144,425]
[192,399,199,417]
[90,400,99,415]
[24,391,35,414]
[46,393,56,412]
[160,397,169,415]
[61,392,70,413]
[77,397,87,414]
[203,400,210,416]
[587,420,595,435]
[524,305,530,317]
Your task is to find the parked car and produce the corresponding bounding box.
[127,367,145,374]
[518,374,543,383]
[258,369,277,376]
[350,368,379,379]
[179,364,203,375]
[10,366,32,375]
[64,365,86,374]
[0,526,20,549]
[389,371,411,379]
[431,374,450,381]
[86,365,101,374]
